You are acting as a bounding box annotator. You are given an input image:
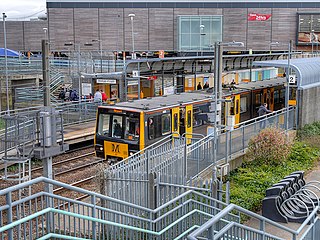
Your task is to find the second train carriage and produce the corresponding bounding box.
[95,77,293,160]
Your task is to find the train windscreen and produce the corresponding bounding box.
[97,113,139,141]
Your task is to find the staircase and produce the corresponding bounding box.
[15,66,65,106]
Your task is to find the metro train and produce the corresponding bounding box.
[94,78,294,161]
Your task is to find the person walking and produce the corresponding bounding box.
[94,89,102,103]
[258,103,272,129]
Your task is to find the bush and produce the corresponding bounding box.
[298,121,320,139]
[246,127,293,166]
[229,141,320,211]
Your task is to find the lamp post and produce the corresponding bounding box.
[43,27,48,40]
[213,41,244,164]
[65,42,81,102]
[200,24,205,56]
[311,29,315,55]
[128,13,135,59]
[92,39,102,73]
[3,12,9,115]
[270,41,292,132]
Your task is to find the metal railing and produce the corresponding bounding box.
[188,107,296,179]
[0,101,100,155]
[0,177,235,240]
[187,203,319,240]
[1,176,318,240]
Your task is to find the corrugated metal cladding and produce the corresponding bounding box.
[252,58,320,89]
[46,1,320,8]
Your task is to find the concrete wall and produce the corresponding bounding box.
[298,86,320,127]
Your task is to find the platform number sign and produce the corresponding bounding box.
[289,75,296,84]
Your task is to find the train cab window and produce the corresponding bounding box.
[173,113,178,132]
[162,113,171,135]
[97,113,110,136]
[125,117,139,141]
[187,110,192,128]
[148,117,155,140]
[112,115,123,138]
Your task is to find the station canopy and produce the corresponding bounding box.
[252,57,320,89]
[0,48,22,57]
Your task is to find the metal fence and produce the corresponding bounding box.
[1,177,317,240]
[0,101,100,155]
[188,107,296,179]
[0,177,234,240]
[102,107,296,208]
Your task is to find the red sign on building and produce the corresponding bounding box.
[147,76,158,80]
[248,13,271,21]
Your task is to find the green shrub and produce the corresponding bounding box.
[298,121,320,139]
[229,141,319,212]
[246,127,293,166]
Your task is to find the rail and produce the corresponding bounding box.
[1,176,318,239]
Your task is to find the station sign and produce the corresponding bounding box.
[96,79,117,84]
[147,76,158,80]
[289,75,296,84]
[132,70,140,78]
[128,80,139,86]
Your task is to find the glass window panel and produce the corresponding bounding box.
[112,115,123,138]
[98,113,110,136]
[181,20,190,34]
[161,114,171,135]
[191,18,201,33]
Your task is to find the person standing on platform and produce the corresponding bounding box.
[197,82,202,90]
[101,90,107,102]
[203,82,209,89]
[94,89,102,103]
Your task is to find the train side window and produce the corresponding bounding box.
[98,113,110,136]
[173,113,178,132]
[240,97,247,113]
[161,113,171,135]
[148,117,154,140]
[187,110,192,128]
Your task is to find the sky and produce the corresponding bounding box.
[1,0,46,20]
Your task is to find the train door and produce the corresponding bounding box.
[269,88,275,111]
[225,95,240,127]
[185,105,193,144]
[234,94,241,125]
[171,107,180,137]
[263,88,268,106]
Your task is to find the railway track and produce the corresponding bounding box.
[0,146,107,200]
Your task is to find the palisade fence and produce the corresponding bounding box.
[103,107,296,208]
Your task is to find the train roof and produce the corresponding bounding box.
[236,77,286,90]
[101,91,213,112]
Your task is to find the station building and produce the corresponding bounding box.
[1,0,320,53]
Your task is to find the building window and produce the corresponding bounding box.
[178,16,223,51]
[298,13,320,46]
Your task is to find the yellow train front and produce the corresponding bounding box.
[94,92,212,161]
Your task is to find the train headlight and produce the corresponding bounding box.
[100,147,103,151]
[130,152,134,156]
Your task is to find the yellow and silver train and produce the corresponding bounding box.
[95,78,294,160]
